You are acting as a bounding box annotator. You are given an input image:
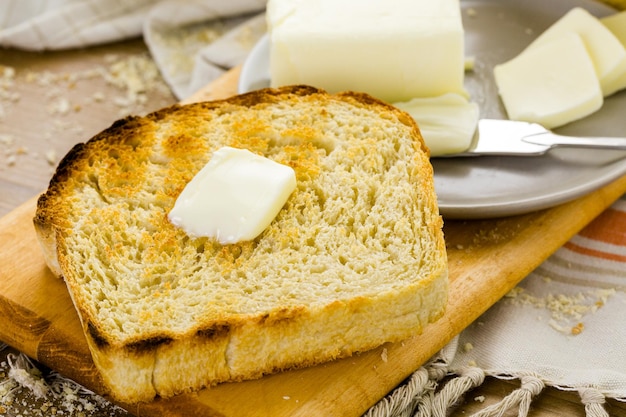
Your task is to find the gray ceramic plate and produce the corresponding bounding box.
[238,0,626,219]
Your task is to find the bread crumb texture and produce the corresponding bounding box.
[35,86,447,402]
[505,285,615,336]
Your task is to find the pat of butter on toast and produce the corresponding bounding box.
[168,146,296,244]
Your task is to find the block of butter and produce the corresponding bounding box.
[494,32,603,130]
[525,7,626,97]
[168,147,296,244]
[266,0,466,103]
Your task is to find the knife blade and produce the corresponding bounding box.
[442,119,626,157]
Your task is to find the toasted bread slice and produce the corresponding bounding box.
[34,85,448,403]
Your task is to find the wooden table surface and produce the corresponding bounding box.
[1,39,626,417]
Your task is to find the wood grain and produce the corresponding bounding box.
[1,64,626,416]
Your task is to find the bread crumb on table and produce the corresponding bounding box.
[571,322,585,335]
[0,345,130,417]
[0,52,173,171]
[149,22,223,80]
[504,284,616,335]
[45,150,57,166]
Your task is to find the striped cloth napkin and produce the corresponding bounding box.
[367,194,626,417]
[450,195,626,413]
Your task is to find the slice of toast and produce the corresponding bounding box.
[34,85,448,404]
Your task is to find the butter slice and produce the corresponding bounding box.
[601,11,626,95]
[169,147,296,244]
[494,33,602,129]
[602,11,626,48]
[393,93,479,156]
[525,7,626,97]
[267,0,465,103]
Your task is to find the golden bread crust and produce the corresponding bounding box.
[34,85,447,403]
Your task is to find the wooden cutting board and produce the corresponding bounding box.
[1,66,626,417]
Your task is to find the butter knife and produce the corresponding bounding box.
[449,119,626,157]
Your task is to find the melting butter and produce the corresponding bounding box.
[169,147,296,244]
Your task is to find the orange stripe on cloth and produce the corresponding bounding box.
[577,208,626,246]
[563,207,626,262]
[563,241,626,263]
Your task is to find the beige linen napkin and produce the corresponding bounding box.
[0,0,266,99]
[143,0,266,98]
[0,0,158,50]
